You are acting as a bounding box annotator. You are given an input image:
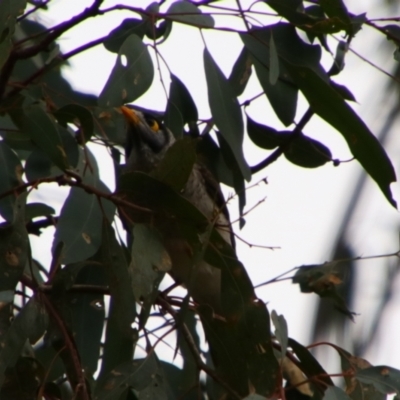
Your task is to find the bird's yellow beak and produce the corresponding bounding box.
[120,106,140,126]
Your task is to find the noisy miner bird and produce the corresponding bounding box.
[120,106,234,312]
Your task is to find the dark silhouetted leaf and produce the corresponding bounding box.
[204,48,251,181]
[104,18,147,53]
[330,81,356,101]
[328,41,348,76]
[284,134,332,168]
[99,34,154,107]
[167,1,214,28]
[165,74,198,139]
[25,203,55,221]
[229,47,252,97]
[319,0,352,36]
[54,104,94,143]
[247,115,289,149]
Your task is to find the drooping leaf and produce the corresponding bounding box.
[99,34,154,107]
[284,133,332,168]
[129,224,170,301]
[0,142,23,222]
[165,74,198,139]
[204,48,251,181]
[167,0,214,28]
[269,33,280,85]
[97,297,137,385]
[328,40,348,76]
[67,264,106,374]
[229,47,253,97]
[99,222,136,335]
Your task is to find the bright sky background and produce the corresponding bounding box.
[29,0,400,370]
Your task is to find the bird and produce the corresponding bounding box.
[119,106,234,312]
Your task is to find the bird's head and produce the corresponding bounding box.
[120,106,175,172]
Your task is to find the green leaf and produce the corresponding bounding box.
[129,224,170,301]
[103,18,147,53]
[0,142,23,222]
[165,74,198,139]
[150,137,196,191]
[229,47,253,97]
[204,48,251,181]
[269,33,279,85]
[356,367,400,395]
[100,222,136,334]
[323,386,353,400]
[68,264,106,374]
[99,34,154,107]
[284,133,332,168]
[167,0,214,28]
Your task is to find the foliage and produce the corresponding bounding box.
[0,1,398,399]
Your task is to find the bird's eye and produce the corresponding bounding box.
[144,116,160,132]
